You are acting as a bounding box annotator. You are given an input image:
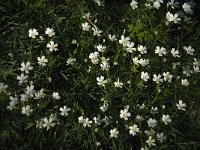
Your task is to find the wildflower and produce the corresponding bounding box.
[163,72,173,83]
[114,78,123,88]
[89,52,99,64]
[120,108,131,120]
[96,44,106,52]
[181,79,189,86]
[182,3,193,14]
[47,41,58,52]
[100,102,109,112]
[21,105,33,116]
[67,58,76,65]
[153,1,161,9]
[28,29,38,38]
[7,96,18,110]
[183,66,192,76]
[100,57,110,71]
[162,114,172,125]
[130,0,138,10]
[52,92,60,100]
[133,57,140,65]
[97,76,107,87]
[37,56,48,66]
[83,118,93,127]
[110,128,119,138]
[126,42,136,53]
[20,94,29,102]
[176,100,186,111]
[17,73,28,84]
[171,48,180,57]
[60,106,71,116]
[78,116,85,124]
[34,89,45,100]
[42,117,56,130]
[193,66,200,73]
[119,35,130,47]
[157,132,166,143]
[0,82,8,93]
[184,16,192,24]
[92,27,102,36]
[167,0,179,9]
[94,0,104,6]
[137,45,147,54]
[82,22,90,31]
[166,12,181,24]
[146,136,156,147]
[45,28,55,37]
[108,34,117,41]
[183,46,195,55]
[139,58,149,66]
[155,46,166,56]
[26,85,35,97]
[141,72,150,82]
[129,124,139,136]
[20,62,33,74]
[153,74,163,84]
[147,118,157,128]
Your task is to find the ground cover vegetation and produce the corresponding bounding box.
[0,0,200,149]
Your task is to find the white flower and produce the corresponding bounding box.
[7,96,18,110]
[28,29,38,38]
[120,108,131,120]
[110,128,119,138]
[183,66,192,76]
[166,12,181,24]
[94,0,104,6]
[153,1,161,9]
[52,92,60,100]
[147,118,157,128]
[89,52,99,64]
[184,16,192,24]
[155,46,166,56]
[171,48,180,57]
[37,56,48,66]
[139,59,149,66]
[193,66,200,73]
[26,85,35,97]
[153,74,163,84]
[100,102,109,112]
[181,79,189,86]
[47,41,58,52]
[119,35,130,47]
[78,116,85,124]
[157,132,166,143]
[45,28,55,37]
[163,72,173,83]
[0,82,8,93]
[83,118,93,127]
[20,62,33,74]
[176,100,186,111]
[130,0,138,10]
[146,136,156,147]
[129,124,139,136]
[167,0,179,9]
[92,27,102,36]
[97,44,106,52]
[20,94,29,102]
[137,45,147,54]
[97,76,107,87]
[67,58,76,65]
[34,89,45,100]
[183,46,195,55]
[108,34,117,41]
[42,117,56,130]
[17,73,28,84]
[60,106,71,116]
[82,22,90,31]
[126,42,136,53]
[114,78,123,88]
[182,3,193,14]
[162,114,172,125]
[100,57,110,71]
[141,72,150,82]
[133,57,140,65]
[21,105,33,116]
